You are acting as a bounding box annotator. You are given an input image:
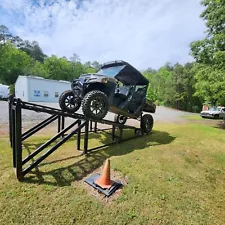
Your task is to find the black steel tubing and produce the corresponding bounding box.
[87,134,143,152]
[77,120,81,150]
[12,108,16,167]
[8,95,13,147]
[119,128,123,142]
[15,99,23,180]
[22,124,85,177]
[94,122,97,133]
[61,116,65,137]
[15,98,136,129]
[22,115,58,141]
[58,116,61,133]
[22,120,80,165]
[112,125,116,141]
[83,120,89,154]
[90,121,93,131]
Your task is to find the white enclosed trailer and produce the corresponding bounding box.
[0,84,10,100]
[15,76,71,102]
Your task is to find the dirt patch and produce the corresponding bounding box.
[79,166,129,204]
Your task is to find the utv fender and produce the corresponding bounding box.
[85,82,107,94]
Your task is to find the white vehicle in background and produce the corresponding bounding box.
[200,106,225,119]
[0,84,10,100]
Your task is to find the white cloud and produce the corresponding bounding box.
[0,0,206,69]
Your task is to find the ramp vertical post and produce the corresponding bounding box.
[112,125,115,141]
[90,121,93,131]
[77,119,81,150]
[8,95,13,147]
[58,116,61,133]
[119,127,123,142]
[62,116,65,135]
[84,120,89,154]
[12,103,16,168]
[15,99,23,180]
[94,122,97,133]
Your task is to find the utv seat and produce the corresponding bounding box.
[114,86,130,99]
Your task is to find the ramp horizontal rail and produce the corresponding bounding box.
[11,98,137,129]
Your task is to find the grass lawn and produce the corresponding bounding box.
[0,122,225,224]
[183,114,224,122]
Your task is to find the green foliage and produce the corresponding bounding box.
[144,63,202,112]
[0,42,33,84]
[0,25,103,86]
[29,61,48,78]
[193,64,225,105]
[9,84,15,95]
[43,55,74,80]
[190,0,225,105]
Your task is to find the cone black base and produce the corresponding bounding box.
[84,173,122,197]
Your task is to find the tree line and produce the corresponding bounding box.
[0,0,224,112]
[0,25,100,86]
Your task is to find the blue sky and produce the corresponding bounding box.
[0,0,206,69]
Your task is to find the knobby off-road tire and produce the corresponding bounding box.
[114,114,127,125]
[141,114,154,134]
[59,90,81,113]
[82,90,109,120]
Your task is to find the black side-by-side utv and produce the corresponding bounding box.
[59,60,156,133]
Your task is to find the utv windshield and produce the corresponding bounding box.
[99,60,149,85]
[96,65,125,78]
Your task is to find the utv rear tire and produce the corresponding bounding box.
[141,114,154,134]
[82,91,109,120]
[59,90,81,113]
[114,115,127,125]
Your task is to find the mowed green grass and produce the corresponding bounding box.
[183,114,223,121]
[0,122,225,225]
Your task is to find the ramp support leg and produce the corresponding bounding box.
[8,95,13,148]
[61,116,65,138]
[94,122,97,133]
[90,121,93,131]
[84,120,89,154]
[119,128,123,142]
[112,125,115,141]
[77,120,81,150]
[15,99,23,180]
[58,116,61,133]
[12,106,16,168]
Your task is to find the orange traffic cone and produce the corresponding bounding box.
[95,159,114,189]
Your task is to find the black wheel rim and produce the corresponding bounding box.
[145,118,152,132]
[118,115,126,124]
[64,95,78,109]
[90,96,106,116]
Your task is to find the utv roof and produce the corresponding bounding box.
[100,60,149,85]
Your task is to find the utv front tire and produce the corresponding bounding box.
[82,91,109,120]
[59,90,81,113]
[141,114,154,134]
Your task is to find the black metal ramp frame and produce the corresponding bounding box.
[8,96,147,180]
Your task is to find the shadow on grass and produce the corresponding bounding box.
[213,120,225,130]
[22,129,176,186]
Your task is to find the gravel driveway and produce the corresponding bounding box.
[0,100,196,134]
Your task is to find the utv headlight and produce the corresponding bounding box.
[101,78,108,83]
